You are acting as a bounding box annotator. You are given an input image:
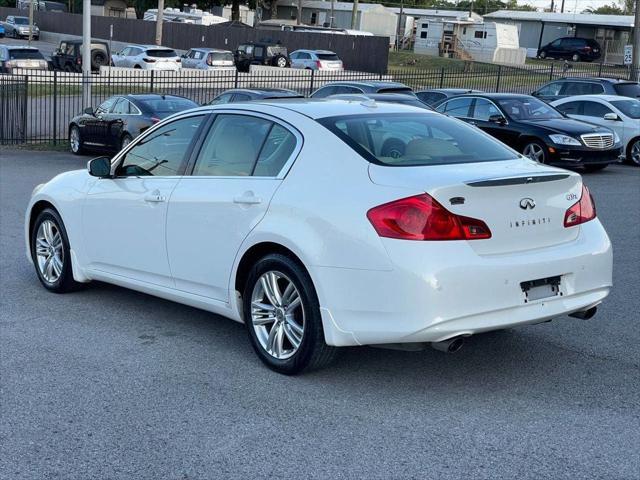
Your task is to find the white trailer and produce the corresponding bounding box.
[144,8,227,26]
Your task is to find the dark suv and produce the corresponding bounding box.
[50,40,110,73]
[537,37,601,62]
[532,77,640,102]
[234,41,290,72]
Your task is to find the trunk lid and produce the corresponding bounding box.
[369,159,583,255]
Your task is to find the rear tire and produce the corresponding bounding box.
[539,50,547,59]
[571,53,580,62]
[30,208,82,293]
[243,253,337,375]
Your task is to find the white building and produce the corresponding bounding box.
[414,19,526,65]
[143,7,227,26]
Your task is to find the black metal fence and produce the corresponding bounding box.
[0,61,637,145]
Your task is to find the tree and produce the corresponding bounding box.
[583,3,625,14]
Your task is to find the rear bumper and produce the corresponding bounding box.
[312,219,612,347]
[549,146,623,166]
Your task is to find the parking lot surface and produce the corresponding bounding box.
[1,149,639,479]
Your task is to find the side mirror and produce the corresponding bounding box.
[488,114,507,125]
[84,107,94,115]
[87,156,112,178]
[604,112,620,121]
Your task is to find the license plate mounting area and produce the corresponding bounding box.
[520,275,562,303]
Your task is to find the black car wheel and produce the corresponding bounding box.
[31,208,82,293]
[627,138,640,166]
[69,125,84,155]
[522,141,548,163]
[273,55,288,68]
[91,50,108,70]
[243,253,337,374]
[539,50,547,59]
[571,53,580,62]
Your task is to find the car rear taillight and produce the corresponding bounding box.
[151,116,161,124]
[367,194,491,241]
[143,57,156,63]
[76,57,82,64]
[564,185,596,227]
[316,60,322,69]
[176,58,181,62]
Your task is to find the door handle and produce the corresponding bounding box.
[144,193,166,203]
[233,193,262,205]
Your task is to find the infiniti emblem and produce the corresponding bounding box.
[520,198,536,210]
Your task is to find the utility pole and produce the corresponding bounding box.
[28,0,34,46]
[633,0,639,81]
[395,0,404,50]
[560,0,565,13]
[82,0,91,109]
[330,0,335,28]
[351,0,358,29]
[155,0,164,46]
[296,0,302,25]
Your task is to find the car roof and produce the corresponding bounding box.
[552,94,630,103]
[190,48,231,53]
[192,98,435,119]
[292,49,336,54]
[223,88,300,95]
[3,45,40,50]
[128,44,175,50]
[330,93,419,101]
[453,93,536,100]
[123,94,192,102]
[560,77,631,84]
[319,81,410,90]
[417,88,482,94]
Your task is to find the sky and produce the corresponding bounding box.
[516,0,628,13]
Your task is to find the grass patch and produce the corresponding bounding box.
[388,51,467,72]
[5,141,70,152]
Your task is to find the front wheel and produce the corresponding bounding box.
[539,50,547,59]
[69,125,84,155]
[243,254,337,374]
[31,208,81,293]
[273,55,288,68]
[571,53,580,62]
[522,141,548,163]
[627,139,640,166]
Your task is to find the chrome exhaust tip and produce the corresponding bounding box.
[569,306,597,320]
[431,336,465,353]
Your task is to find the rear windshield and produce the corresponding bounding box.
[319,113,518,166]
[8,49,44,60]
[586,39,600,48]
[610,99,640,118]
[613,82,640,98]
[146,49,177,58]
[317,53,339,61]
[138,97,198,114]
[209,52,234,62]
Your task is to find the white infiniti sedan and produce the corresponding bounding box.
[25,100,613,374]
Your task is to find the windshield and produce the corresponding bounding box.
[267,46,287,56]
[139,98,198,115]
[147,49,178,58]
[497,97,563,121]
[613,83,640,98]
[319,113,518,166]
[611,99,640,119]
[9,49,44,60]
[14,17,29,25]
[209,52,233,62]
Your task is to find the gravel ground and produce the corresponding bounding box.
[1,149,639,479]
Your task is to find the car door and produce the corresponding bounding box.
[81,113,207,287]
[83,97,117,146]
[166,113,301,300]
[112,47,129,67]
[469,98,521,148]
[182,49,195,68]
[106,97,131,148]
[545,38,562,57]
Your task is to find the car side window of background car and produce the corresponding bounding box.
[556,101,583,115]
[536,82,562,97]
[253,124,298,176]
[111,98,129,115]
[563,82,604,96]
[582,101,613,117]
[438,97,473,117]
[212,93,233,104]
[417,92,445,105]
[95,98,117,116]
[232,93,251,102]
[192,114,272,176]
[117,115,205,177]
[119,47,131,56]
[334,86,363,94]
[471,98,500,121]
[313,86,335,98]
[254,46,264,58]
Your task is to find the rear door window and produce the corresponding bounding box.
[582,101,613,117]
[471,98,501,121]
[535,82,563,96]
[555,101,583,115]
[438,97,473,117]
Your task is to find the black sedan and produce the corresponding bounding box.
[68,94,198,155]
[434,93,624,171]
[209,88,303,104]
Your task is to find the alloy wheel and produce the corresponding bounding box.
[69,127,80,153]
[523,143,545,163]
[631,140,640,166]
[277,57,287,68]
[251,271,305,360]
[35,220,64,284]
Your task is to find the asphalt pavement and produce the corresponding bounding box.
[1,149,639,479]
